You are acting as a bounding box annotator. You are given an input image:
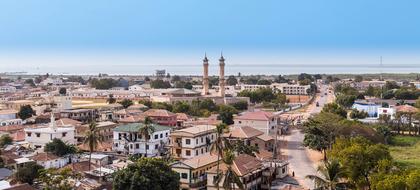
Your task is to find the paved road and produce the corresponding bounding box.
[283,84,334,189]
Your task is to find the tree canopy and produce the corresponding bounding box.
[18,105,36,120]
[44,138,76,157]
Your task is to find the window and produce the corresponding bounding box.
[186,139,191,145]
[196,139,198,144]
[35,133,40,137]
[62,132,67,137]
[196,150,199,155]
[27,132,31,137]
[166,133,168,137]
[160,134,163,138]
[201,137,203,143]
[154,134,158,139]
[181,173,188,179]
[146,145,149,150]
[136,144,139,149]
[201,148,203,154]
[186,150,191,156]
[155,144,159,149]
[238,121,242,124]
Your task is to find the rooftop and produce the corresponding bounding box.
[172,125,216,136]
[179,153,219,169]
[235,111,276,121]
[143,109,176,117]
[223,126,264,139]
[113,123,171,133]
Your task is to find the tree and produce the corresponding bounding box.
[274,75,289,83]
[298,73,314,82]
[257,79,272,85]
[39,168,81,190]
[322,103,347,118]
[217,105,238,125]
[355,75,363,82]
[18,105,35,120]
[226,76,238,86]
[83,122,103,170]
[59,87,67,95]
[336,95,357,108]
[0,134,13,147]
[306,159,348,190]
[119,99,133,108]
[349,109,368,119]
[171,75,181,82]
[215,149,244,190]
[230,101,248,111]
[14,162,43,185]
[24,79,36,87]
[107,94,117,104]
[139,117,155,157]
[44,138,76,157]
[89,78,118,89]
[150,79,171,89]
[174,81,193,89]
[113,158,179,190]
[232,141,259,156]
[172,101,191,113]
[329,137,392,189]
[210,123,228,190]
[303,112,343,160]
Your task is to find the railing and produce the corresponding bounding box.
[189,177,207,188]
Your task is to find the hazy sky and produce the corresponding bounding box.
[0,0,420,74]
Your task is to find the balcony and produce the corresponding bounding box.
[189,176,207,188]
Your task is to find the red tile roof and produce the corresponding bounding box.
[396,105,418,113]
[223,126,264,139]
[30,153,60,161]
[143,109,176,117]
[235,111,275,121]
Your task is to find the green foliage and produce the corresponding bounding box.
[172,101,190,113]
[150,79,171,89]
[24,79,36,87]
[0,134,13,147]
[297,73,314,82]
[119,99,134,108]
[107,94,117,104]
[237,88,281,104]
[138,99,152,108]
[334,84,359,96]
[256,79,272,85]
[14,162,43,185]
[18,105,35,120]
[306,159,348,190]
[329,137,392,189]
[354,75,363,82]
[44,138,76,157]
[217,105,238,125]
[321,103,347,118]
[274,75,289,83]
[90,78,118,89]
[232,141,259,156]
[336,94,357,108]
[229,101,248,111]
[349,109,368,119]
[39,168,81,190]
[416,97,420,108]
[226,75,238,86]
[173,81,193,89]
[59,87,67,95]
[113,158,179,190]
[83,122,103,170]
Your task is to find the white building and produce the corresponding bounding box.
[41,78,63,86]
[112,123,171,157]
[24,114,76,149]
[378,107,396,120]
[53,95,72,111]
[0,86,16,94]
[0,110,22,127]
[270,83,311,95]
[352,100,381,117]
[169,125,217,160]
[30,152,70,169]
[234,111,278,135]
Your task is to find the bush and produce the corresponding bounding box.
[349,109,368,119]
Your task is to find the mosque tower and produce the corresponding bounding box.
[202,54,209,95]
[218,53,226,97]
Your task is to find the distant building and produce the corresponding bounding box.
[112,123,171,157]
[156,70,166,78]
[30,153,69,169]
[352,100,381,117]
[60,109,97,122]
[271,83,311,95]
[234,111,279,135]
[41,78,63,86]
[0,110,22,126]
[143,109,177,127]
[0,86,16,94]
[169,125,216,160]
[53,95,72,111]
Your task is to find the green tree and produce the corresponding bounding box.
[39,168,81,190]
[329,137,392,189]
[89,78,118,89]
[415,97,420,109]
[217,105,238,125]
[150,79,171,89]
[0,134,13,148]
[113,158,179,190]
[107,94,117,104]
[349,109,368,119]
[83,122,103,170]
[119,99,134,108]
[210,123,228,190]
[44,138,76,157]
[257,79,272,85]
[139,117,155,157]
[230,101,248,111]
[306,159,348,190]
[303,112,343,160]
[232,141,259,156]
[336,94,357,108]
[355,75,363,82]
[59,87,67,95]
[226,75,238,86]
[172,101,191,113]
[214,149,244,190]
[17,105,36,120]
[14,162,43,185]
[322,103,347,118]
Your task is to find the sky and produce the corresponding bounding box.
[0,0,420,74]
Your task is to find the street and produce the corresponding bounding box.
[283,84,334,189]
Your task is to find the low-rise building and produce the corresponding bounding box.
[352,100,381,117]
[143,109,177,127]
[60,109,97,122]
[234,111,279,135]
[169,125,217,160]
[0,110,22,126]
[30,152,69,169]
[112,123,171,157]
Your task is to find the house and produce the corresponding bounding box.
[170,153,219,190]
[60,109,97,122]
[234,111,279,135]
[378,107,396,120]
[24,114,76,149]
[223,126,274,152]
[169,125,217,160]
[143,109,177,127]
[83,154,111,166]
[206,154,273,190]
[78,121,117,141]
[0,110,22,127]
[53,95,72,111]
[30,152,69,169]
[112,123,171,157]
[352,100,381,117]
[40,78,63,86]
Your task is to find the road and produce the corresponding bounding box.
[283,84,334,189]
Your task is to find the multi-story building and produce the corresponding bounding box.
[143,109,177,127]
[270,83,310,95]
[169,125,217,160]
[112,123,171,157]
[170,153,219,190]
[24,114,76,149]
[0,110,22,127]
[352,100,381,117]
[60,109,97,122]
[53,95,72,111]
[234,111,279,135]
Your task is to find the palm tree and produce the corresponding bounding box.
[139,117,155,157]
[210,123,228,190]
[216,149,244,190]
[83,121,103,170]
[306,159,347,190]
